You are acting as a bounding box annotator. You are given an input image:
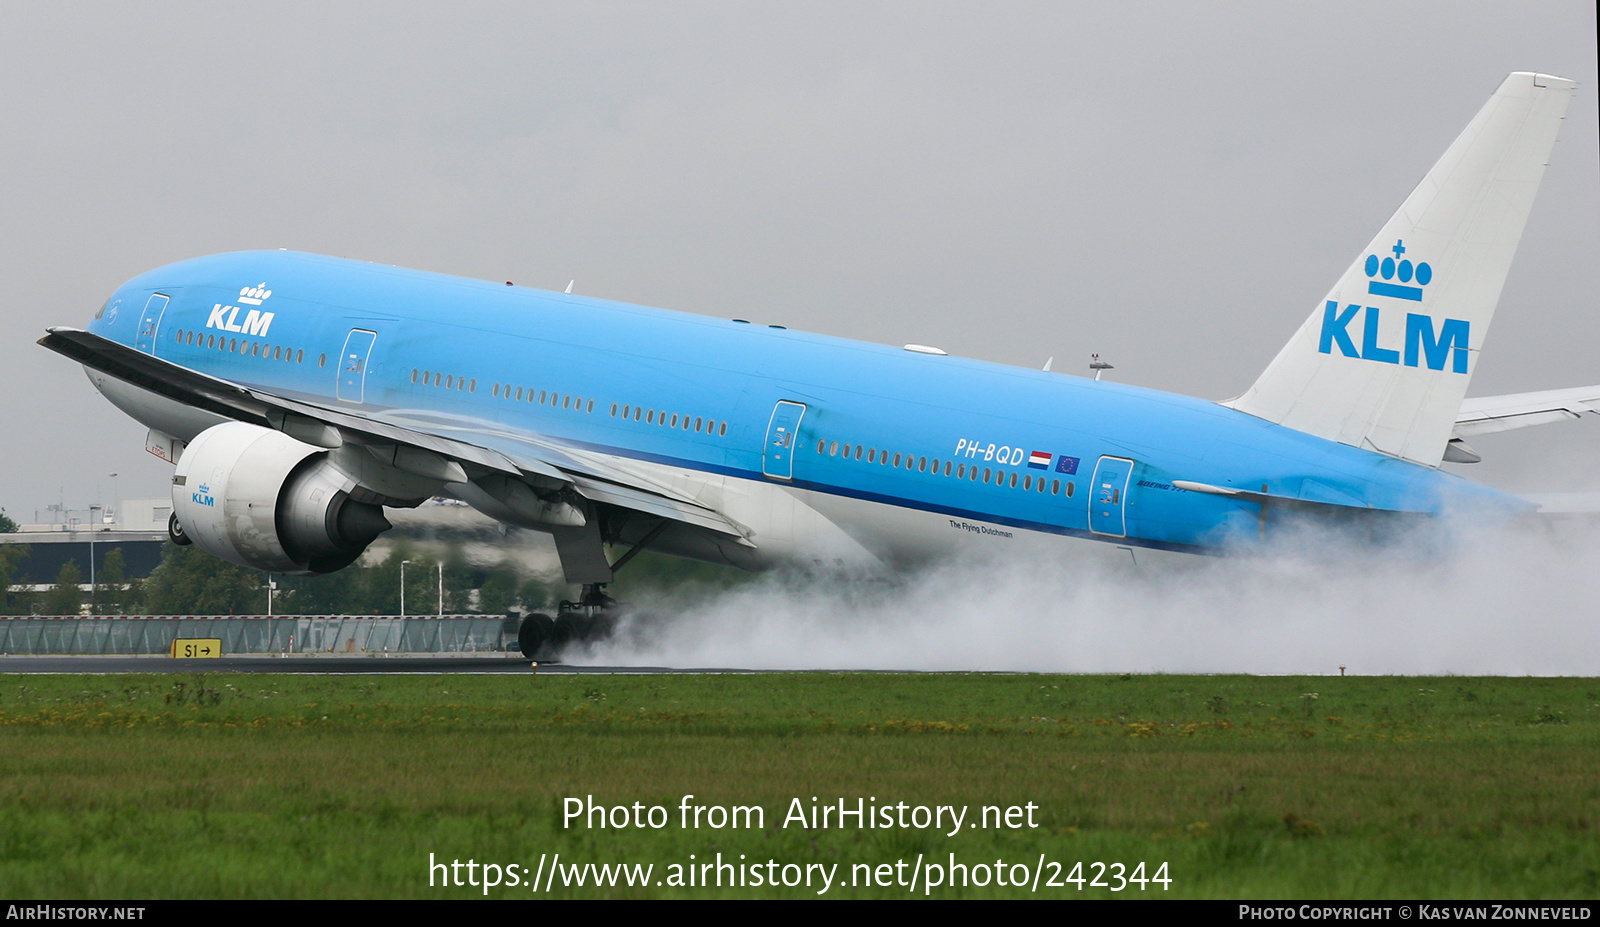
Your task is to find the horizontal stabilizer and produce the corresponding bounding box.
[1520,493,1600,515]
[1455,384,1600,438]
[1173,479,1373,512]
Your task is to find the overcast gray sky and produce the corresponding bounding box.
[2,1,1595,522]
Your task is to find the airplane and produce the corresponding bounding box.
[40,71,1600,657]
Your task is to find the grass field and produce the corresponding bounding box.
[0,671,1595,898]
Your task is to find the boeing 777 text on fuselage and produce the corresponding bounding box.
[41,72,1598,656]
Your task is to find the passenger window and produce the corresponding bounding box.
[622,404,631,418]
[446,375,454,389]
[1023,475,1032,491]
[610,403,618,417]
[1051,479,1059,495]
[1009,472,1018,488]
[586,399,594,413]
[943,461,951,476]
[634,408,643,422]
[319,353,326,367]
[918,457,926,472]
[230,338,238,352]
[411,369,419,384]
[983,468,991,484]
[854,446,863,461]
[893,453,902,467]
[695,417,703,433]
[492,384,500,398]
[719,422,727,436]
[1067,482,1075,497]
[647,409,655,424]
[957,464,965,479]
[469,379,476,392]
[829,441,838,456]
[817,439,826,454]
[296,349,303,363]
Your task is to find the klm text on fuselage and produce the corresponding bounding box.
[1318,302,1469,373]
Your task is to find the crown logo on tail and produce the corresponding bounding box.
[238,283,272,306]
[1364,240,1432,301]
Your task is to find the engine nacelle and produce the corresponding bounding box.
[172,422,391,574]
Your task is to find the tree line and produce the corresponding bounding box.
[0,540,563,617]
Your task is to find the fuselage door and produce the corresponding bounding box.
[337,329,378,404]
[1088,455,1135,537]
[134,294,170,354]
[762,400,807,480]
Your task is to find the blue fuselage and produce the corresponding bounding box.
[87,250,1520,559]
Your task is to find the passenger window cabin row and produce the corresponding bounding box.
[172,328,318,367]
[413,370,730,439]
[610,402,728,437]
[814,438,1076,497]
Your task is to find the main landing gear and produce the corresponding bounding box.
[519,513,672,660]
[516,583,621,660]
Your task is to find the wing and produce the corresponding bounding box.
[39,327,755,549]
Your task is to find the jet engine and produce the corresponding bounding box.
[171,422,391,574]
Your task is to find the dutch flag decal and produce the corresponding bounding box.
[1028,450,1052,470]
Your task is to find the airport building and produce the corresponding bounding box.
[1,499,169,591]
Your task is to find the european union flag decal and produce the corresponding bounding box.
[1055,456,1079,475]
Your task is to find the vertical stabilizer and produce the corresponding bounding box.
[1223,72,1574,466]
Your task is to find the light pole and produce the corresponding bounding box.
[437,562,443,617]
[108,473,119,525]
[87,505,101,613]
[400,560,412,616]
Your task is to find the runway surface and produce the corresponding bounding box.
[0,656,765,675]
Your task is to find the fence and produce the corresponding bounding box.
[0,616,520,655]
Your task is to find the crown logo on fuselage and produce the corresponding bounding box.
[206,281,276,337]
[1364,240,1432,302]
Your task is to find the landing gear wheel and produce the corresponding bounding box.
[168,512,192,546]
[584,613,617,643]
[551,614,584,651]
[517,613,554,659]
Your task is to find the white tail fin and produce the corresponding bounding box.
[1223,72,1575,466]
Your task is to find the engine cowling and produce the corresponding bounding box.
[171,422,391,574]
